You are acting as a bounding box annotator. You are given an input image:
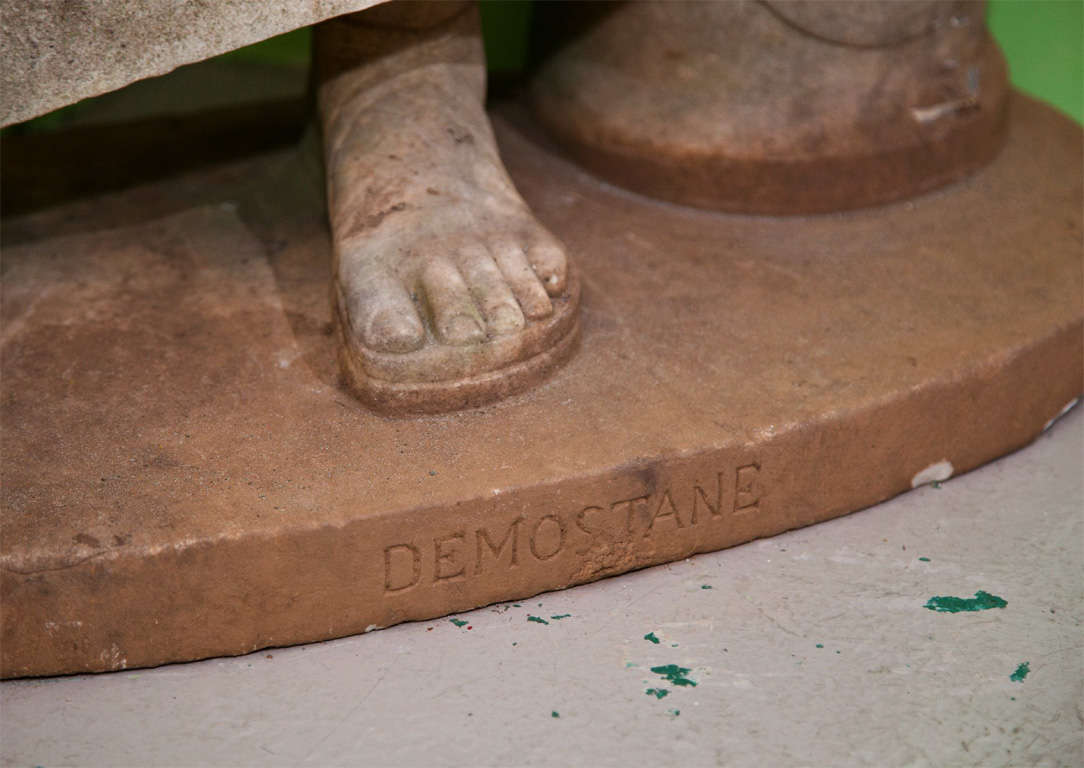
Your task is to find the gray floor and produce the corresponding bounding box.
[2,406,1080,767]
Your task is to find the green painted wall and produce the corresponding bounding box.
[988,0,1082,122]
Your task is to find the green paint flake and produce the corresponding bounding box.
[527,615,549,625]
[512,604,522,607]
[1010,662,1030,682]
[644,632,661,644]
[932,481,942,489]
[645,688,669,699]
[651,664,697,687]
[550,614,571,620]
[449,618,468,627]
[815,644,824,649]
[625,662,637,668]
[918,557,931,562]
[668,709,680,717]
[670,643,679,648]
[551,711,560,718]
[924,590,1007,613]
[701,585,712,590]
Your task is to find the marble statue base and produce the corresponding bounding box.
[1,90,1079,677]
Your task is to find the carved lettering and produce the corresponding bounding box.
[576,506,604,536]
[735,463,761,514]
[691,472,724,524]
[475,517,523,575]
[433,532,467,581]
[611,495,651,533]
[645,490,684,535]
[384,544,422,593]
[529,514,566,561]
[381,462,764,596]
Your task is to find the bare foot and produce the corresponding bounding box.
[316,3,579,413]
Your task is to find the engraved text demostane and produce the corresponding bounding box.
[383,463,761,593]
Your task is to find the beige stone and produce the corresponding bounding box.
[0,0,378,127]
[531,0,1008,213]
[315,5,578,412]
[1,89,1079,677]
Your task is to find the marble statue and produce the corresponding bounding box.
[313,0,1004,411]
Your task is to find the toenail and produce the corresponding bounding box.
[367,309,423,353]
[522,294,553,319]
[445,314,484,343]
[490,304,523,332]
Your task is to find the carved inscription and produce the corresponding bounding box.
[734,462,761,514]
[475,516,522,575]
[529,515,566,561]
[383,544,421,592]
[382,463,762,594]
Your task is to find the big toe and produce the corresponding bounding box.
[345,268,426,353]
[366,306,425,353]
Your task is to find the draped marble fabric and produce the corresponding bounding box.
[1,0,382,126]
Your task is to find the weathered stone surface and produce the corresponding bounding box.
[532,0,1008,213]
[315,5,579,413]
[1,92,1080,677]
[0,0,378,127]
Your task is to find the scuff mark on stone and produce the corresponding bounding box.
[1043,397,1079,432]
[912,459,953,488]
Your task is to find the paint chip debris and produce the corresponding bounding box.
[1010,662,1030,682]
[911,459,954,488]
[701,585,713,590]
[550,614,571,620]
[918,557,931,562]
[924,590,1007,613]
[644,632,661,644]
[651,664,697,687]
[645,688,669,699]
[815,643,824,649]
[450,618,468,627]
[551,711,560,718]
[668,709,680,717]
[527,615,549,625]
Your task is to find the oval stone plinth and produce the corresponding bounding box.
[1,92,1080,677]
